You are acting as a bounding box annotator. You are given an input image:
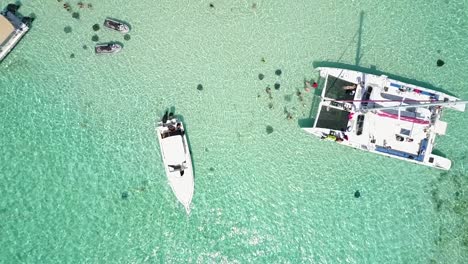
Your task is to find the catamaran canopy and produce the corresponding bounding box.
[0,15,15,45]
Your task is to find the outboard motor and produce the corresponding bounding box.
[6,4,19,14]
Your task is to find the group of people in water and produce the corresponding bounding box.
[263,79,319,120]
[304,81,319,92]
[261,76,358,121]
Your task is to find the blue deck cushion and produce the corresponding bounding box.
[375,138,427,162]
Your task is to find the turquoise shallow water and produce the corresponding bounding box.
[1,0,468,263]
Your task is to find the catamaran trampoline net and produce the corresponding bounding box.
[315,106,349,131]
[324,76,356,101]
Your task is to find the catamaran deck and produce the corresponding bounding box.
[349,111,429,156]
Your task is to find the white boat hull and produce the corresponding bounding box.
[156,117,194,213]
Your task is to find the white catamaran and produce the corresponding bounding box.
[156,112,194,214]
[303,67,467,170]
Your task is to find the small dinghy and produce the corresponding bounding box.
[156,111,194,214]
[95,43,122,54]
[103,18,130,33]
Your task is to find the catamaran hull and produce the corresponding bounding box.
[303,128,451,170]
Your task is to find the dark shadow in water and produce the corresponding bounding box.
[330,11,365,65]
[355,11,364,66]
[93,24,100,31]
[6,2,35,28]
[169,106,176,115]
[298,118,314,128]
[432,149,447,158]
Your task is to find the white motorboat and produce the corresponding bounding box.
[0,4,32,62]
[156,112,194,214]
[303,67,467,170]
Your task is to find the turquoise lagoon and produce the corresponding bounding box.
[1,0,468,263]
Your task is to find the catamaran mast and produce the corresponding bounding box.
[359,100,468,113]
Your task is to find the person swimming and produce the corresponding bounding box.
[343,84,357,90]
[265,86,272,99]
[296,90,304,101]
